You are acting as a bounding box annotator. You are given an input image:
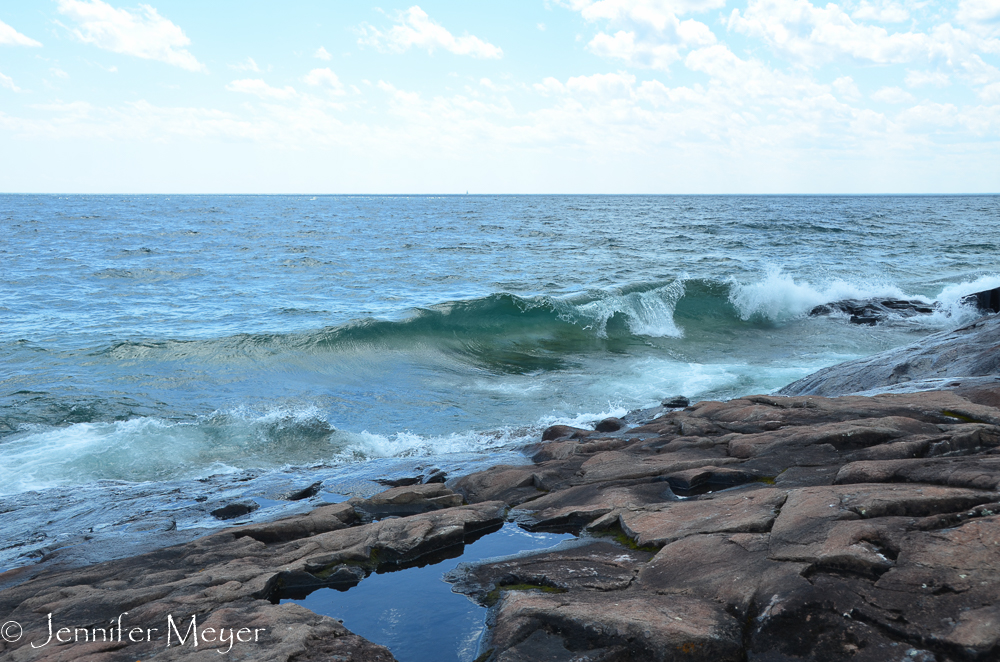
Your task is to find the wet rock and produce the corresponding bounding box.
[485,592,744,662]
[231,501,357,544]
[0,490,506,661]
[350,483,463,520]
[963,285,1000,313]
[780,314,1000,396]
[447,541,653,603]
[423,468,447,483]
[662,465,759,495]
[10,374,1000,661]
[451,464,582,505]
[495,629,613,662]
[594,416,624,432]
[511,482,677,533]
[283,481,323,501]
[662,395,690,408]
[809,298,937,324]
[541,424,593,441]
[211,500,260,520]
[375,475,424,487]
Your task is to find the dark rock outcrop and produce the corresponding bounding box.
[211,500,261,520]
[662,395,690,408]
[963,286,1000,313]
[594,416,625,432]
[807,286,1000,325]
[809,298,936,324]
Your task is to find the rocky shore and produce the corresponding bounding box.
[3,315,1000,661]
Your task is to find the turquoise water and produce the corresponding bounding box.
[1,195,998,564]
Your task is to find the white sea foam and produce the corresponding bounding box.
[727,268,1000,328]
[0,406,341,495]
[729,268,916,322]
[337,427,538,460]
[575,280,685,338]
[935,274,1000,318]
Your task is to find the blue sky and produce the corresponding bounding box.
[1,0,999,193]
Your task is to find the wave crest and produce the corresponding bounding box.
[728,268,915,322]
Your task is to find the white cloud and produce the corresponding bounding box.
[358,6,502,58]
[562,0,718,70]
[0,71,21,92]
[588,18,716,70]
[562,0,726,27]
[3,60,999,194]
[303,68,345,94]
[56,0,205,72]
[535,71,639,99]
[832,75,861,99]
[537,23,547,31]
[728,0,929,65]
[979,82,1000,102]
[314,46,332,60]
[4,3,1000,193]
[51,67,70,79]
[871,86,915,103]
[726,0,1000,95]
[851,1,909,23]
[0,19,42,47]
[229,57,261,72]
[905,70,950,88]
[957,0,1000,38]
[226,78,297,100]
[479,77,512,92]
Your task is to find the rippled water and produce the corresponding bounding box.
[1,194,998,566]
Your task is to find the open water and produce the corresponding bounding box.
[1,194,998,571]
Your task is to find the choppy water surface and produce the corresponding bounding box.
[1,195,998,567]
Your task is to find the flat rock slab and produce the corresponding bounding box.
[447,541,654,603]
[488,591,744,662]
[620,488,787,547]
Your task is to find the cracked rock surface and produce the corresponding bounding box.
[449,384,1000,662]
[0,485,505,661]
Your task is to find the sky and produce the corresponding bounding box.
[0,0,999,193]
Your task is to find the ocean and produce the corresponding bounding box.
[2,194,998,570]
